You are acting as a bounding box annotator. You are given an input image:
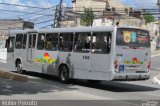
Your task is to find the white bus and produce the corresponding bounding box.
[6,26,151,83]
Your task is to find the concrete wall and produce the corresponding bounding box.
[73,0,106,12]
[73,0,129,14]
[0,20,34,35]
[0,20,24,35]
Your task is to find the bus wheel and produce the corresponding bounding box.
[16,61,24,74]
[59,65,69,83]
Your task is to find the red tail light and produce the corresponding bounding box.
[114,60,118,68]
[147,61,151,69]
[115,64,118,69]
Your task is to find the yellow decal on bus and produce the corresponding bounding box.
[34,52,56,64]
[123,57,143,65]
[123,31,131,43]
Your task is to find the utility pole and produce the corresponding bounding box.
[157,0,160,12]
[53,0,63,28]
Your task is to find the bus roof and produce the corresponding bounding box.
[37,26,114,33]
[9,26,114,34]
[118,26,149,32]
[9,26,149,35]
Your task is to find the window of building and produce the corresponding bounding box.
[45,33,58,51]
[74,32,91,53]
[15,34,23,49]
[92,32,111,54]
[37,33,45,50]
[59,33,73,52]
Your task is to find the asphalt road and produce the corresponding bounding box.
[151,55,160,71]
[0,56,160,106]
[0,69,160,106]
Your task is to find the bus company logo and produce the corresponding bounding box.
[123,31,131,43]
[34,52,56,64]
[123,57,143,65]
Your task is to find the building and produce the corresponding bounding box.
[60,0,143,27]
[157,0,160,11]
[71,0,132,19]
[72,0,129,13]
[0,19,34,35]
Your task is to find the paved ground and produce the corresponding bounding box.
[151,52,160,84]
[0,69,160,106]
[0,51,160,106]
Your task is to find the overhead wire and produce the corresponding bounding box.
[0,1,55,30]
[39,24,52,29]
[0,0,159,30]
[0,2,55,9]
[0,8,54,16]
[35,19,54,25]
[0,1,56,27]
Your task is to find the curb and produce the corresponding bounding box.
[153,73,160,85]
[0,70,28,82]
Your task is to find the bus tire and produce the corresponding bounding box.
[59,65,69,83]
[16,60,24,74]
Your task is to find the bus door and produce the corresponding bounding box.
[6,36,15,62]
[90,32,112,79]
[3,36,15,70]
[27,33,37,62]
[71,32,91,79]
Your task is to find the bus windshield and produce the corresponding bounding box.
[116,28,150,47]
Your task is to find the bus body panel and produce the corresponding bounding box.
[6,26,151,81]
[6,35,16,70]
[112,46,150,80]
[112,27,151,80]
[28,50,59,74]
[89,54,112,80]
[70,52,90,79]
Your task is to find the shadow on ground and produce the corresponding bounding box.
[23,71,159,93]
[71,80,159,92]
[0,71,77,96]
[1,71,158,96]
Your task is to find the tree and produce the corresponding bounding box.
[158,20,160,25]
[80,8,94,26]
[143,12,154,24]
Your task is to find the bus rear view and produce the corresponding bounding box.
[113,27,151,80]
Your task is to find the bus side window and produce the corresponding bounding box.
[7,37,15,52]
[74,32,91,53]
[92,32,111,54]
[45,33,58,51]
[37,33,45,50]
[15,34,23,49]
[32,34,36,48]
[28,34,36,48]
[59,33,73,52]
[22,34,27,49]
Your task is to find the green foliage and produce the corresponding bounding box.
[143,12,155,24]
[80,8,94,26]
[158,20,160,25]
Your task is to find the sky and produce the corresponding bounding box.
[0,0,158,28]
[121,0,158,9]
